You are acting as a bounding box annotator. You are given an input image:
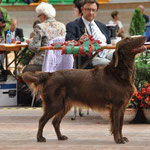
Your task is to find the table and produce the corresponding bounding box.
[0,43,28,76]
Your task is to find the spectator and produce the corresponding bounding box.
[72,0,84,69]
[108,10,125,39]
[19,20,40,67]
[73,0,84,17]
[0,0,11,40]
[138,5,149,25]
[5,18,24,42]
[0,0,11,81]
[24,0,33,5]
[24,2,66,73]
[66,0,111,68]
[72,0,85,119]
[30,20,40,39]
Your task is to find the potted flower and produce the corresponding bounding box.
[128,82,150,123]
[129,83,150,109]
[128,52,150,123]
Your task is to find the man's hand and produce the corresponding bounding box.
[80,33,89,41]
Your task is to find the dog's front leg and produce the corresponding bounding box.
[119,107,129,143]
[37,112,49,142]
[111,107,125,144]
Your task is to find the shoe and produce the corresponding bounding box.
[34,99,42,107]
[0,76,7,82]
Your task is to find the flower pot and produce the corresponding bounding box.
[143,109,150,122]
[130,108,148,123]
[124,108,137,123]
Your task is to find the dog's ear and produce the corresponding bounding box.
[22,72,39,84]
[114,45,124,67]
[114,48,119,68]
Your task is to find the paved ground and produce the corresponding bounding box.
[0,107,150,150]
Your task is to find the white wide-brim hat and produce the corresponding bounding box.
[36,2,56,18]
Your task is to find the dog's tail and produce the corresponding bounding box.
[22,71,49,94]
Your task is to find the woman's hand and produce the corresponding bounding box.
[26,39,32,44]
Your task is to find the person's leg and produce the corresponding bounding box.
[105,49,115,60]
[0,54,4,66]
[0,59,7,81]
[92,56,110,67]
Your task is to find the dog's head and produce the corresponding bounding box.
[114,36,146,67]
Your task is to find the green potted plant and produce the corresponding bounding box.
[129,8,146,36]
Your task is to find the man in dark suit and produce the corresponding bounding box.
[66,0,111,69]
[138,5,149,25]
[6,18,24,42]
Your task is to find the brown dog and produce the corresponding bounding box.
[23,36,146,144]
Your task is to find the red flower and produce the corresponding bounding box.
[141,88,146,94]
[145,82,149,87]
[145,96,150,102]
[134,91,139,96]
[140,103,144,108]
[146,86,150,94]
[137,93,144,100]
[131,98,135,101]
[145,96,150,104]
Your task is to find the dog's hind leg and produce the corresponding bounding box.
[37,107,63,142]
[52,103,72,140]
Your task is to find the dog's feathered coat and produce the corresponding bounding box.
[23,36,146,144]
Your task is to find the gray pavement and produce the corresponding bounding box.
[0,107,150,150]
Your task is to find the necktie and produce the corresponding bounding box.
[89,22,99,40]
[89,22,106,58]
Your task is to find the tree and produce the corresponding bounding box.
[129,8,146,36]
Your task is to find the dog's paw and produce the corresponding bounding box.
[58,135,68,140]
[123,137,129,142]
[115,138,125,144]
[37,136,46,142]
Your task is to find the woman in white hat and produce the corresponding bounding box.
[24,2,66,72]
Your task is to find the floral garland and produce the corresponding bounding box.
[20,35,102,66]
[50,35,102,56]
